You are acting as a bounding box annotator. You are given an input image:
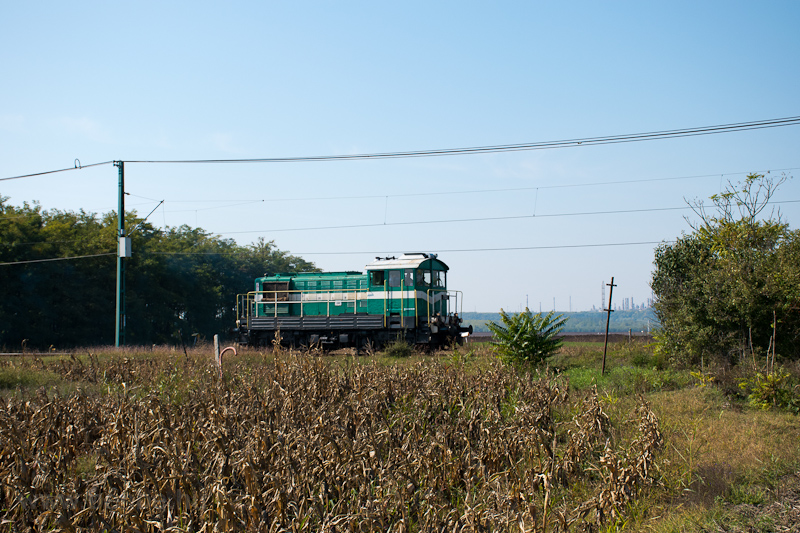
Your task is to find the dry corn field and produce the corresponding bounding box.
[0,350,662,532]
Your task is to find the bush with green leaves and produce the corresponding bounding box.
[382,339,415,358]
[738,368,800,414]
[487,308,567,365]
[651,173,800,366]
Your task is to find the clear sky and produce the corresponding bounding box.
[2,1,799,312]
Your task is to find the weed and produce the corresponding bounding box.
[0,365,61,390]
[690,369,715,387]
[449,345,477,366]
[739,367,800,413]
[727,483,768,505]
[382,339,415,358]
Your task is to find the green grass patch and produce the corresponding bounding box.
[0,364,62,390]
[560,364,691,394]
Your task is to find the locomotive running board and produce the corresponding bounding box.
[249,315,385,331]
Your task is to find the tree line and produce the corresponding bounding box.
[4,173,798,364]
[0,197,317,349]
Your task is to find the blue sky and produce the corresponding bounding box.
[2,1,799,312]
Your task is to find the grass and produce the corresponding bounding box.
[550,339,689,395]
[0,365,60,390]
[628,386,800,532]
[544,338,800,532]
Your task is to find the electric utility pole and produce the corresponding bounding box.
[602,277,616,375]
[114,161,130,347]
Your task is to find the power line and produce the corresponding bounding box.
[0,240,85,246]
[123,116,800,164]
[0,160,113,182]
[4,117,800,182]
[0,252,115,267]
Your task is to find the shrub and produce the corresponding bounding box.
[487,308,567,366]
[738,367,800,413]
[382,339,414,358]
[651,174,800,366]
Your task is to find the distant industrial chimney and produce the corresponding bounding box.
[601,281,606,311]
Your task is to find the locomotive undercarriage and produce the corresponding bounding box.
[236,313,470,351]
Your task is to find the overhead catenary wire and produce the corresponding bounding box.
[292,241,669,255]
[138,240,669,256]
[0,240,669,265]
[218,206,695,234]
[5,165,794,220]
[125,166,800,214]
[3,198,798,246]
[215,199,800,235]
[161,169,764,205]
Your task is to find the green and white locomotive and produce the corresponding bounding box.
[235,253,471,349]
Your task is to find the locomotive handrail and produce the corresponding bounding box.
[237,286,463,326]
[238,287,370,322]
[426,289,463,319]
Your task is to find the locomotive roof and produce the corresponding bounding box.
[258,271,362,280]
[365,253,448,271]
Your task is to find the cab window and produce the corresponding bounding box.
[388,270,401,288]
[370,270,384,286]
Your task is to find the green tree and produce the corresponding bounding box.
[487,309,567,365]
[651,173,800,366]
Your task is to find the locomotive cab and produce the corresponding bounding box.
[365,253,470,344]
